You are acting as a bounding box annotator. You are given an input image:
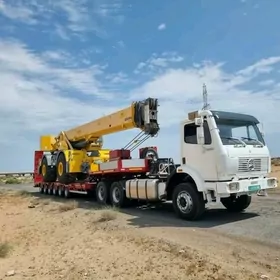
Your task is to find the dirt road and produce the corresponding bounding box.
[0,185,280,280]
[2,183,280,244]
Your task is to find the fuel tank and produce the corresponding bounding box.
[125,179,166,201]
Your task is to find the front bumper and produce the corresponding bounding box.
[216,177,278,196]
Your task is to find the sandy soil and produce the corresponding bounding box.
[0,190,280,280]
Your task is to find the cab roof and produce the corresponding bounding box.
[210,110,259,124]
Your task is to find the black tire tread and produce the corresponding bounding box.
[172,182,205,221]
[110,181,127,208]
[96,180,111,205]
[56,153,75,184]
[41,157,56,182]
[221,195,251,212]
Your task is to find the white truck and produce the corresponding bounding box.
[166,109,278,220]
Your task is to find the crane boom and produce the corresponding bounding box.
[43,97,159,151]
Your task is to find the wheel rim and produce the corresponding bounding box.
[64,189,69,197]
[98,186,105,201]
[58,162,63,176]
[42,165,46,176]
[58,188,62,196]
[112,186,120,203]
[176,191,193,214]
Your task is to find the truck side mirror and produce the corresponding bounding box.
[197,126,205,145]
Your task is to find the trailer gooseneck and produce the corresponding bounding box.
[33,97,277,220]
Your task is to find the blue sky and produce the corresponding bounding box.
[0,0,280,171]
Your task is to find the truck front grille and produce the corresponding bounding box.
[238,157,268,173]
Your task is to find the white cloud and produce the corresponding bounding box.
[42,50,70,62]
[158,23,166,30]
[0,0,36,24]
[237,57,280,76]
[258,79,275,86]
[0,40,113,98]
[0,0,125,40]
[54,24,70,40]
[131,59,280,132]
[134,52,184,74]
[0,39,280,171]
[54,0,125,37]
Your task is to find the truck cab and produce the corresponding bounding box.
[177,109,277,211]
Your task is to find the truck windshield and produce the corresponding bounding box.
[215,119,265,146]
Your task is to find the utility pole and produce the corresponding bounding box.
[202,83,210,110]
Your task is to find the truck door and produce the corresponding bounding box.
[182,119,217,181]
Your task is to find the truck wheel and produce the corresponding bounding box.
[56,153,75,184]
[172,182,205,221]
[221,195,251,212]
[110,181,127,208]
[41,156,56,182]
[96,181,111,205]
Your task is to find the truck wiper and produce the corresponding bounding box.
[241,137,264,146]
[220,136,246,146]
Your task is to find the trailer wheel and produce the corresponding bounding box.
[41,156,56,182]
[43,186,48,194]
[39,185,44,193]
[64,188,71,198]
[221,195,251,212]
[96,181,110,205]
[172,182,205,221]
[58,187,64,197]
[53,187,58,196]
[110,181,127,208]
[56,153,75,184]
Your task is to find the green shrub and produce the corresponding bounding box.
[5,178,21,184]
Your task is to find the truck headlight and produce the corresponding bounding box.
[228,182,239,191]
[267,178,277,187]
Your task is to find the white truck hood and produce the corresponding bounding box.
[224,144,270,158]
[218,144,270,178]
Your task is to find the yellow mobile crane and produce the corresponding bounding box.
[39,98,159,184]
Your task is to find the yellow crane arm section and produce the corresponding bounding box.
[40,97,159,151]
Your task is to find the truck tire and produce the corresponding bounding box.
[172,182,205,221]
[41,156,56,182]
[110,181,127,208]
[58,186,64,197]
[64,187,71,198]
[96,181,111,205]
[221,195,251,212]
[38,184,44,193]
[56,153,75,184]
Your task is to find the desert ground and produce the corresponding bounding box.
[0,164,279,280]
